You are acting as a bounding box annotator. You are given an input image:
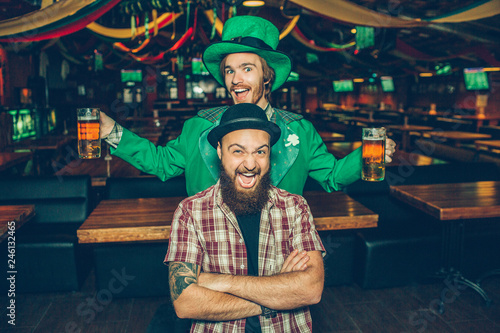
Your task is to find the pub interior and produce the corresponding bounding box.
[1,0,500,332]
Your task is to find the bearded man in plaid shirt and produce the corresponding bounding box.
[165,103,325,333]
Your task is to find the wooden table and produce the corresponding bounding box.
[425,131,491,147]
[390,181,500,307]
[475,140,500,153]
[386,125,434,151]
[9,135,72,151]
[303,191,378,231]
[9,135,73,175]
[0,205,35,242]
[318,131,345,143]
[325,141,447,166]
[77,191,378,244]
[0,152,32,172]
[344,117,389,126]
[54,153,142,187]
[453,114,500,132]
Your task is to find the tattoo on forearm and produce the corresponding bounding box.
[169,262,199,301]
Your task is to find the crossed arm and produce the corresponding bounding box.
[169,249,324,321]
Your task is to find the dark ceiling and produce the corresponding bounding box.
[0,0,499,82]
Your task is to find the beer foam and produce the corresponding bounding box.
[78,116,99,121]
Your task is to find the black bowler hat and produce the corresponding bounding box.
[207,103,281,148]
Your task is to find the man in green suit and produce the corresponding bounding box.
[100,16,396,196]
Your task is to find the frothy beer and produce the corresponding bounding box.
[78,108,101,159]
[362,128,386,182]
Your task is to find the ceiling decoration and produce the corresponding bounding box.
[0,0,498,81]
[289,0,500,27]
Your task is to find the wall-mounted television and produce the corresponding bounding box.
[333,80,354,92]
[355,26,375,50]
[8,109,37,141]
[463,68,489,91]
[380,76,395,92]
[192,58,210,75]
[121,69,143,83]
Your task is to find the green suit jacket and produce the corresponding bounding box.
[111,106,362,196]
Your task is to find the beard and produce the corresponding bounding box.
[230,81,265,105]
[219,162,271,216]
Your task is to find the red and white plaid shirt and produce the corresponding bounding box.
[165,182,325,333]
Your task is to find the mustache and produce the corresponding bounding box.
[236,167,260,175]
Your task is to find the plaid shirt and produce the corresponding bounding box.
[165,182,325,333]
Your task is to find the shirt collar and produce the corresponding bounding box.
[263,103,277,123]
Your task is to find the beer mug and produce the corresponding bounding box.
[77,108,101,159]
[362,127,386,181]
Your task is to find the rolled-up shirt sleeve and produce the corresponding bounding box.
[104,123,123,149]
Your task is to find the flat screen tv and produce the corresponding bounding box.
[380,76,395,92]
[8,109,37,141]
[333,80,354,92]
[121,69,142,83]
[355,26,374,50]
[463,68,489,91]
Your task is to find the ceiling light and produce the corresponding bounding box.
[419,73,433,77]
[243,0,265,7]
[353,78,364,83]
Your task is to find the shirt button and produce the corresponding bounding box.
[239,238,243,243]
[240,264,245,269]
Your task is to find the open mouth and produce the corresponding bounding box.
[237,172,257,188]
[232,87,250,101]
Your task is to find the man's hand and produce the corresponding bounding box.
[385,138,396,163]
[100,111,116,139]
[280,249,310,273]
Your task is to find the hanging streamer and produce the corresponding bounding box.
[114,38,150,53]
[191,6,198,40]
[86,13,181,40]
[122,27,194,64]
[171,12,176,40]
[152,9,158,36]
[210,7,217,39]
[279,15,299,40]
[131,15,137,39]
[203,9,223,37]
[186,1,191,33]
[145,13,150,39]
[0,0,121,42]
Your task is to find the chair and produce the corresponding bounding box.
[0,175,93,292]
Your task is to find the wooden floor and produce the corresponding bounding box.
[1,271,499,332]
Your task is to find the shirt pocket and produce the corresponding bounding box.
[203,240,234,274]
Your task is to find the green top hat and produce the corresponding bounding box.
[202,15,292,92]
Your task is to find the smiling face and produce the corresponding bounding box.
[217,129,270,193]
[222,53,269,110]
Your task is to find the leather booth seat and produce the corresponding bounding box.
[93,176,187,298]
[347,163,500,289]
[0,175,93,293]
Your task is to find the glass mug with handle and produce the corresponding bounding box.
[361,127,386,181]
[77,108,101,159]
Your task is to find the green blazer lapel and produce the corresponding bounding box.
[200,124,220,182]
[270,116,299,186]
[198,106,229,182]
